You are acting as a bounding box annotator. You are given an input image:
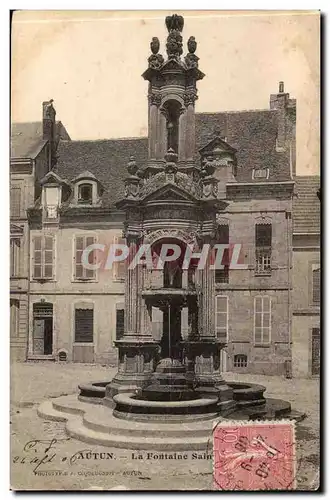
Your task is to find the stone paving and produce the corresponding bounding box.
[10,362,320,491]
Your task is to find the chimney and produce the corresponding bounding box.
[42,99,57,167]
[269,82,296,173]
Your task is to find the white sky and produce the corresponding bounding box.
[11,10,320,175]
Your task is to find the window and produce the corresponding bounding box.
[10,299,19,337]
[10,186,21,218]
[215,295,228,341]
[234,354,247,368]
[254,296,271,344]
[252,168,269,180]
[215,225,229,284]
[10,238,20,277]
[74,235,96,280]
[255,223,272,275]
[116,307,125,340]
[75,308,94,343]
[32,235,55,280]
[44,187,59,219]
[312,266,320,304]
[113,236,126,281]
[78,184,93,204]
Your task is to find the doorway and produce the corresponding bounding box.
[33,303,53,355]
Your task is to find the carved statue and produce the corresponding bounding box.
[150,37,160,54]
[127,156,138,176]
[187,36,197,53]
[165,14,184,33]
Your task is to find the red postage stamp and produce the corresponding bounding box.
[213,420,296,491]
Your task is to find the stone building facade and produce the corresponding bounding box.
[11,16,312,376]
[292,176,320,377]
[10,101,70,361]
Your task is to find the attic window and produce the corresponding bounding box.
[78,184,93,204]
[252,168,269,180]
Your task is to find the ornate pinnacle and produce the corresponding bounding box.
[165,14,184,33]
[187,36,197,54]
[150,37,160,54]
[127,156,138,176]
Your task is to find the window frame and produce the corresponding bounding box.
[73,234,98,282]
[233,354,248,368]
[254,295,271,345]
[255,223,272,276]
[311,264,320,305]
[78,183,93,204]
[31,234,56,281]
[215,295,229,342]
[74,307,94,344]
[112,235,127,282]
[10,185,21,218]
[10,237,21,277]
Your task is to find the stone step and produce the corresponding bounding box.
[66,419,211,451]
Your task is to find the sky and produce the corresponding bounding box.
[11,10,320,175]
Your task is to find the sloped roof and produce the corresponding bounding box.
[55,138,148,207]
[196,110,291,182]
[11,122,46,159]
[54,109,292,208]
[293,176,320,233]
[11,121,71,159]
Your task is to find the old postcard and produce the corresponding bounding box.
[10,10,320,491]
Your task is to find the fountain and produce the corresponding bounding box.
[38,14,303,450]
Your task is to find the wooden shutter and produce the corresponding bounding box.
[116,309,125,340]
[75,308,94,342]
[44,236,54,279]
[313,268,320,303]
[33,236,42,278]
[10,187,21,218]
[74,236,96,279]
[114,236,126,280]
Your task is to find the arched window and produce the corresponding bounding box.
[234,354,247,368]
[78,184,93,204]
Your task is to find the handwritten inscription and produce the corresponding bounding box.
[213,421,296,491]
[12,438,116,473]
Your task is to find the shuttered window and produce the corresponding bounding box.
[75,308,94,343]
[32,235,55,280]
[10,187,21,218]
[312,267,320,303]
[113,236,126,281]
[215,224,229,283]
[74,235,96,280]
[10,299,19,337]
[215,296,228,341]
[10,238,20,277]
[116,308,125,340]
[254,296,271,344]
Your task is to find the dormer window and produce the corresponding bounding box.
[78,184,93,204]
[39,171,71,223]
[71,171,104,207]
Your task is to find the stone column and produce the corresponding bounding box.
[178,110,187,161]
[185,103,196,161]
[148,103,158,159]
[158,110,167,159]
[124,239,139,334]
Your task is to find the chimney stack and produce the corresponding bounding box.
[42,99,57,167]
[269,81,296,152]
